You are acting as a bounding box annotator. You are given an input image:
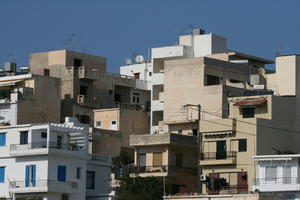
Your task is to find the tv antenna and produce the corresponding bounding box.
[64,33,76,50]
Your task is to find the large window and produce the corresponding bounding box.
[0,167,5,183]
[86,171,95,190]
[265,166,277,180]
[153,152,163,166]
[242,107,255,118]
[25,165,36,187]
[0,133,6,146]
[57,165,67,182]
[238,139,247,152]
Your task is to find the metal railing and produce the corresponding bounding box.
[208,184,248,194]
[9,180,77,190]
[128,165,197,175]
[253,177,300,185]
[90,154,112,163]
[10,142,80,152]
[201,151,237,160]
[77,95,97,107]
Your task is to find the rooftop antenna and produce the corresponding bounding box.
[64,33,76,51]
[8,53,16,62]
[189,25,194,34]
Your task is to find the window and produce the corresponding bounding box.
[57,165,67,182]
[192,129,198,136]
[62,194,68,200]
[205,75,220,86]
[25,165,36,187]
[0,167,5,183]
[86,171,95,190]
[96,121,101,127]
[74,58,82,67]
[109,90,113,95]
[43,69,50,77]
[242,107,255,118]
[76,167,81,179]
[265,166,277,180]
[79,85,88,95]
[238,139,247,152]
[57,135,62,149]
[178,130,182,134]
[41,132,47,139]
[153,152,162,166]
[0,133,6,146]
[149,72,152,76]
[20,131,28,145]
[133,93,140,103]
[134,73,140,79]
[79,115,90,124]
[175,154,183,167]
[111,121,117,125]
[114,93,121,102]
[230,79,242,83]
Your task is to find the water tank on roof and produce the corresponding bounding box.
[3,62,17,72]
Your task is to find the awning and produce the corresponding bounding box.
[203,131,233,136]
[233,98,266,107]
[0,80,22,87]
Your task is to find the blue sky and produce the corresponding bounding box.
[0,0,300,72]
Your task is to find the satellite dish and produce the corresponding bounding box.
[135,55,144,64]
[258,67,265,75]
[125,58,132,65]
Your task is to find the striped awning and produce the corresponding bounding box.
[233,98,266,107]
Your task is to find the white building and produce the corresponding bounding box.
[0,117,112,200]
[253,154,300,200]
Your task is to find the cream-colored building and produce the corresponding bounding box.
[90,107,150,157]
[0,73,61,125]
[29,49,150,126]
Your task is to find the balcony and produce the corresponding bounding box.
[129,165,197,178]
[77,95,97,108]
[9,142,82,157]
[9,180,77,194]
[200,152,237,165]
[89,154,112,165]
[252,177,300,192]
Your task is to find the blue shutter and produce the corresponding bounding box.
[31,165,36,186]
[0,167,5,183]
[0,133,6,146]
[25,166,29,187]
[58,166,66,182]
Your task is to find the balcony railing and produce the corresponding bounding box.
[253,177,300,185]
[128,165,197,175]
[77,95,97,107]
[90,154,112,163]
[207,184,248,194]
[9,180,77,190]
[10,142,80,152]
[201,152,237,160]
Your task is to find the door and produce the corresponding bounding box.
[208,173,220,194]
[57,165,67,182]
[237,172,248,193]
[25,165,36,187]
[216,140,226,159]
[20,131,28,145]
[138,154,146,172]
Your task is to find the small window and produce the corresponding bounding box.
[0,167,5,183]
[76,167,81,179]
[0,133,6,146]
[192,129,198,136]
[205,75,220,86]
[96,121,101,127]
[133,96,136,103]
[242,107,255,118]
[134,73,140,79]
[86,171,95,190]
[175,153,183,167]
[43,69,50,77]
[149,72,152,76]
[62,194,68,200]
[41,132,47,139]
[20,131,28,145]
[230,79,242,83]
[178,130,182,134]
[111,121,117,125]
[74,58,82,67]
[137,97,140,103]
[109,90,113,95]
[238,139,247,152]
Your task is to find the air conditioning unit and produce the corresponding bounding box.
[200,175,207,181]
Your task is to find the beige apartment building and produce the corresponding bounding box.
[90,106,150,157]
[0,73,61,125]
[29,49,150,125]
[129,31,300,196]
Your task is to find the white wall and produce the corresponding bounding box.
[0,103,17,125]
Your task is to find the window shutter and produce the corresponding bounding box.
[32,165,36,186]
[25,166,30,187]
[0,133,6,146]
[0,167,4,183]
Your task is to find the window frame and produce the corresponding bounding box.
[238,139,247,152]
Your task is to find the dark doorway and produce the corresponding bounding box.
[216,140,226,159]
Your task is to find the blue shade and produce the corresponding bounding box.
[25,166,29,187]
[0,133,6,146]
[31,165,36,186]
[57,165,66,182]
[0,167,5,183]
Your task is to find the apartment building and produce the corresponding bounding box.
[90,107,150,157]
[29,49,150,126]
[0,117,112,200]
[0,73,61,126]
